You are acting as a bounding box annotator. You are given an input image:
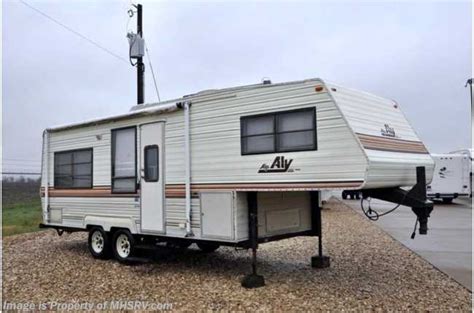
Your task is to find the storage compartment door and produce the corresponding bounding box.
[200,192,234,240]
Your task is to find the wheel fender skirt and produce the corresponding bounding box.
[84,216,138,233]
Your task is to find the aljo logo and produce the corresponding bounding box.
[258,156,294,173]
[439,166,448,178]
[381,124,396,137]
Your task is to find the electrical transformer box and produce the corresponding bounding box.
[127,33,145,58]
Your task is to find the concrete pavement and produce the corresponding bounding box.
[342,196,472,290]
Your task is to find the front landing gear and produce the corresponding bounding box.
[241,273,265,288]
[310,191,330,269]
[312,255,330,268]
[241,245,265,288]
[241,192,265,289]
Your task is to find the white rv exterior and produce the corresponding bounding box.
[40,78,434,258]
[450,149,473,197]
[427,153,471,202]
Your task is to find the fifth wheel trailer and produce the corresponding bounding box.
[39,78,434,288]
[427,153,471,203]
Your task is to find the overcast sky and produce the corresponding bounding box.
[2,0,472,174]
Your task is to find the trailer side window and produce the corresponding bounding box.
[276,109,316,152]
[112,127,137,193]
[241,115,275,154]
[54,148,93,188]
[241,107,317,155]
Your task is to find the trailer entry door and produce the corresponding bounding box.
[140,122,165,233]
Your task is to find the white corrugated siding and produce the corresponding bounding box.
[165,198,201,228]
[328,84,419,140]
[178,80,367,184]
[45,197,140,228]
[327,83,434,188]
[41,78,371,237]
[364,150,435,187]
[45,80,367,187]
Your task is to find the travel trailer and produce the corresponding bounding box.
[40,78,434,288]
[450,149,473,197]
[427,153,471,203]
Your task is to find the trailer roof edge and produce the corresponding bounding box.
[46,102,180,132]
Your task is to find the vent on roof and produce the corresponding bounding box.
[262,78,272,85]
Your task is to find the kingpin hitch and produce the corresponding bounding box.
[362,166,433,236]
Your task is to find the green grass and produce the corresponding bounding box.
[2,179,44,237]
[3,198,43,237]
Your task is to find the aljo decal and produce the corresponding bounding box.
[258,156,297,173]
[381,124,396,137]
[439,166,448,178]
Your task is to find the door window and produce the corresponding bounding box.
[144,145,159,182]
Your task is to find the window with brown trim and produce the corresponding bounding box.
[240,107,317,155]
[54,148,93,188]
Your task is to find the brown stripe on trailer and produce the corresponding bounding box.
[165,181,364,197]
[40,181,364,198]
[40,187,139,198]
[356,133,429,154]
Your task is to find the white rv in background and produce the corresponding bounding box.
[450,149,473,197]
[40,78,435,287]
[427,153,471,203]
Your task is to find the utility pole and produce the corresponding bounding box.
[137,4,145,104]
[466,78,473,112]
[466,78,473,155]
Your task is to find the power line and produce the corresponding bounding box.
[3,167,41,171]
[3,158,41,164]
[3,157,41,161]
[2,172,41,175]
[3,162,41,165]
[3,164,41,168]
[3,159,41,163]
[19,0,128,64]
[3,168,41,172]
[145,44,161,102]
[3,159,40,162]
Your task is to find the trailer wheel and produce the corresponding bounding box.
[342,191,348,200]
[355,192,361,200]
[88,227,111,259]
[197,242,220,253]
[112,229,135,263]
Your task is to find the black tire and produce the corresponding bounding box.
[112,229,136,263]
[350,193,355,200]
[88,227,111,259]
[197,242,220,253]
[442,198,453,204]
[342,191,348,200]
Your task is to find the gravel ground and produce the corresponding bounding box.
[3,199,471,311]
